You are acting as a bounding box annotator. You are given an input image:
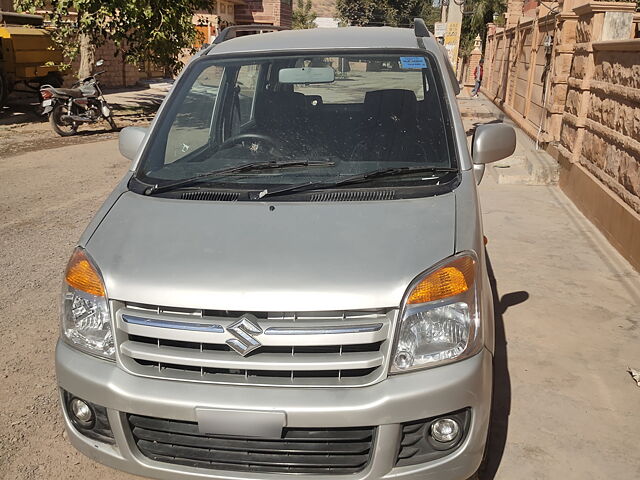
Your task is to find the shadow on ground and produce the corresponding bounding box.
[465,117,507,138]
[0,89,164,128]
[0,89,164,158]
[480,253,529,480]
[0,93,45,126]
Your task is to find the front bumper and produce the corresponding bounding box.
[56,340,492,480]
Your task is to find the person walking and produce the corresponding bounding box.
[471,59,484,97]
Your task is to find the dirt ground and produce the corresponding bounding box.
[0,138,135,480]
[0,96,639,480]
[0,89,164,159]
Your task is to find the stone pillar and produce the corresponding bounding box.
[545,0,579,143]
[465,35,483,94]
[506,0,524,28]
[483,23,497,95]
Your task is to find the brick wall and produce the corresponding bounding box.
[234,0,292,27]
[63,41,147,89]
[0,0,15,11]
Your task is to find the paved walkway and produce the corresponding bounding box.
[459,96,640,479]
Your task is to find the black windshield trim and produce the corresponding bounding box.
[129,171,460,201]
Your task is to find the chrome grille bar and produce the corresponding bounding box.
[117,313,389,347]
[264,324,383,335]
[122,314,224,333]
[120,341,384,371]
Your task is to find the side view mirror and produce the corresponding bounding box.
[471,123,516,184]
[119,126,148,161]
[95,59,104,67]
[472,123,516,165]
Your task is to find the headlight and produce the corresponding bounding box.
[390,252,482,373]
[61,248,114,359]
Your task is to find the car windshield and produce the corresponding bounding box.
[136,51,457,191]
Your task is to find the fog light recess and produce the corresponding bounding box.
[395,408,471,467]
[430,418,461,443]
[70,397,94,428]
[62,390,115,444]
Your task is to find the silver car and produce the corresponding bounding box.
[56,22,516,480]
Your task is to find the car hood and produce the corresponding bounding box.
[87,191,456,311]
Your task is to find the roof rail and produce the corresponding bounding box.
[213,25,289,45]
[413,18,430,38]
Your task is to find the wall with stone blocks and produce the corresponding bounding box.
[580,43,640,212]
[482,1,640,270]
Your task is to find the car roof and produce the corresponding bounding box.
[208,26,435,56]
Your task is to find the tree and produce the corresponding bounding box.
[383,0,426,26]
[336,0,435,28]
[15,0,215,79]
[110,0,215,76]
[335,0,375,26]
[292,0,317,29]
[459,0,506,57]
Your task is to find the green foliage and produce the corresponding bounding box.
[292,0,317,29]
[336,0,440,28]
[15,0,214,75]
[335,0,375,26]
[383,0,429,26]
[336,0,505,58]
[460,0,506,57]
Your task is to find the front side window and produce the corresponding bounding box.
[136,52,457,196]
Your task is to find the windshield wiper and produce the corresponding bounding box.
[254,166,457,199]
[143,160,335,195]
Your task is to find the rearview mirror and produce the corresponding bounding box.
[279,67,335,84]
[472,123,516,165]
[119,126,148,161]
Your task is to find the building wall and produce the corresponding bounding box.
[234,0,292,27]
[63,42,147,89]
[0,0,14,12]
[482,0,640,270]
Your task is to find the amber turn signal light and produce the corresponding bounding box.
[407,256,476,304]
[65,249,105,297]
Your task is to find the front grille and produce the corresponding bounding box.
[114,303,394,387]
[128,414,375,474]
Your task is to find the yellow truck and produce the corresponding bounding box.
[0,11,64,107]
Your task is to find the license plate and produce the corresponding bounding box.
[42,99,53,107]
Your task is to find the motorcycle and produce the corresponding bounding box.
[40,59,117,136]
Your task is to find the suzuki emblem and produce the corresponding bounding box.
[225,315,263,356]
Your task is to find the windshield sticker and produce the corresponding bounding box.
[400,57,427,69]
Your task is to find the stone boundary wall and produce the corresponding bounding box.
[482,1,640,270]
[568,40,640,212]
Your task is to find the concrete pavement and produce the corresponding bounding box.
[479,164,640,479]
[459,96,640,478]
